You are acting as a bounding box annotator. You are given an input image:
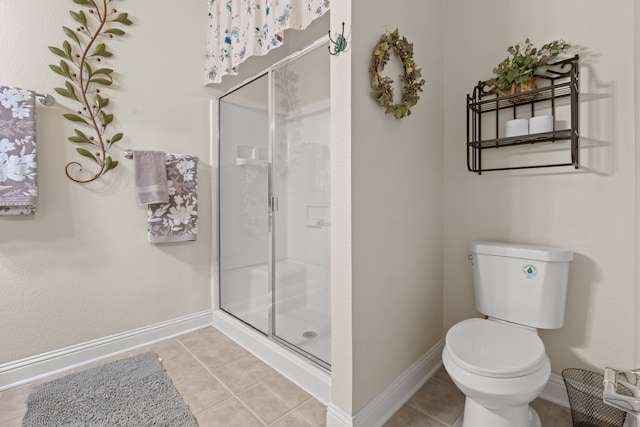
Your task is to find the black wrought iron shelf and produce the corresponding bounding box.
[467,55,579,174]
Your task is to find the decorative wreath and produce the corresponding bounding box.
[369,29,425,119]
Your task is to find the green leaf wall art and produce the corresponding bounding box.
[49,0,132,183]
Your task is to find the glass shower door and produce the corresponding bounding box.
[218,38,330,369]
[219,74,270,334]
[272,43,331,368]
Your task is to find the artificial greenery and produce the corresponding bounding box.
[49,0,132,183]
[487,39,570,93]
[369,29,425,119]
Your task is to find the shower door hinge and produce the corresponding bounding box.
[269,195,279,212]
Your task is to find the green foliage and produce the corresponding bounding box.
[369,29,425,119]
[48,0,132,183]
[488,39,570,91]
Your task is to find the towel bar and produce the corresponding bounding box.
[122,149,199,163]
[36,93,55,106]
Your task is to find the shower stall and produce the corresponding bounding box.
[217,38,331,370]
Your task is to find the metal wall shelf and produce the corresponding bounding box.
[466,55,579,174]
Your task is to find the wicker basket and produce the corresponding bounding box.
[494,80,538,103]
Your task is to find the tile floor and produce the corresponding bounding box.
[383,367,574,427]
[0,326,574,427]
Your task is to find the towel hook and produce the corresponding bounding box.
[328,22,348,56]
[123,149,134,159]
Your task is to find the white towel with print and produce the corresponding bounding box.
[147,153,198,243]
[0,86,37,215]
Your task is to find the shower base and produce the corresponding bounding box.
[220,259,331,366]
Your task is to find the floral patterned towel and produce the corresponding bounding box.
[147,154,198,243]
[0,86,37,215]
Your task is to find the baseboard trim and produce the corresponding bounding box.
[539,372,570,408]
[326,339,445,427]
[327,404,354,427]
[0,310,212,391]
[327,340,567,427]
[354,339,445,427]
[212,310,331,404]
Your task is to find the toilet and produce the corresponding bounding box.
[442,241,573,427]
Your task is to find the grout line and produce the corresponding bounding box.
[452,412,463,427]
[405,401,453,427]
[175,333,270,426]
[266,395,316,426]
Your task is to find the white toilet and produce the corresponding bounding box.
[442,241,573,427]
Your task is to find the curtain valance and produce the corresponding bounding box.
[205,0,329,84]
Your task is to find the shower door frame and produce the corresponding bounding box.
[217,35,331,371]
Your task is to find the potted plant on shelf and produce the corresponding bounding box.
[487,38,571,98]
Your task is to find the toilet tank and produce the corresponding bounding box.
[470,241,573,329]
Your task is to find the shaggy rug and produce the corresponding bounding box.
[21,352,197,427]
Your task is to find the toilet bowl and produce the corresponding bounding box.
[444,241,572,426]
[443,318,551,427]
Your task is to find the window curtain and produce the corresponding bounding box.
[205,0,329,84]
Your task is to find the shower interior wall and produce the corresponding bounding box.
[220,104,330,272]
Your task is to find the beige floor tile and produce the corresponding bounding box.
[271,397,327,427]
[174,373,232,415]
[195,397,263,427]
[179,327,251,371]
[407,377,465,425]
[0,417,22,427]
[531,397,552,424]
[384,405,447,427]
[431,366,455,386]
[6,328,582,427]
[146,339,210,385]
[237,374,312,425]
[178,326,222,347]
[0,384,31,423]
[547,403,574,427]
[213,354,278,394]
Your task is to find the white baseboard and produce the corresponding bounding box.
[354,339,445,427]
[326,339,445,427]
[327,404,354,427]
[539,372,570,408]
[212,310,331,404]
[0,310,212,391]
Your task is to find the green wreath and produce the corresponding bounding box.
[369,29,425,119]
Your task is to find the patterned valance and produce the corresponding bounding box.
[205,0,329,84]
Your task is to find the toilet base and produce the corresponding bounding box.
[462,397,541,427]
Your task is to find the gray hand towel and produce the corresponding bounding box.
[134,150,169,204]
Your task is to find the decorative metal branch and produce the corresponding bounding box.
[49,0,132,183]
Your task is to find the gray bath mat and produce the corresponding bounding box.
[21,351,198,427]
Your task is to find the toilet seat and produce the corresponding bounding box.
[446,318,546,379]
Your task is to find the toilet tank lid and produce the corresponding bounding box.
[470,241,573,262]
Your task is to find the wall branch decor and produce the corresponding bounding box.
[49,0,132,183]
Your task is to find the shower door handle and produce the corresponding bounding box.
[269,195,279,213]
